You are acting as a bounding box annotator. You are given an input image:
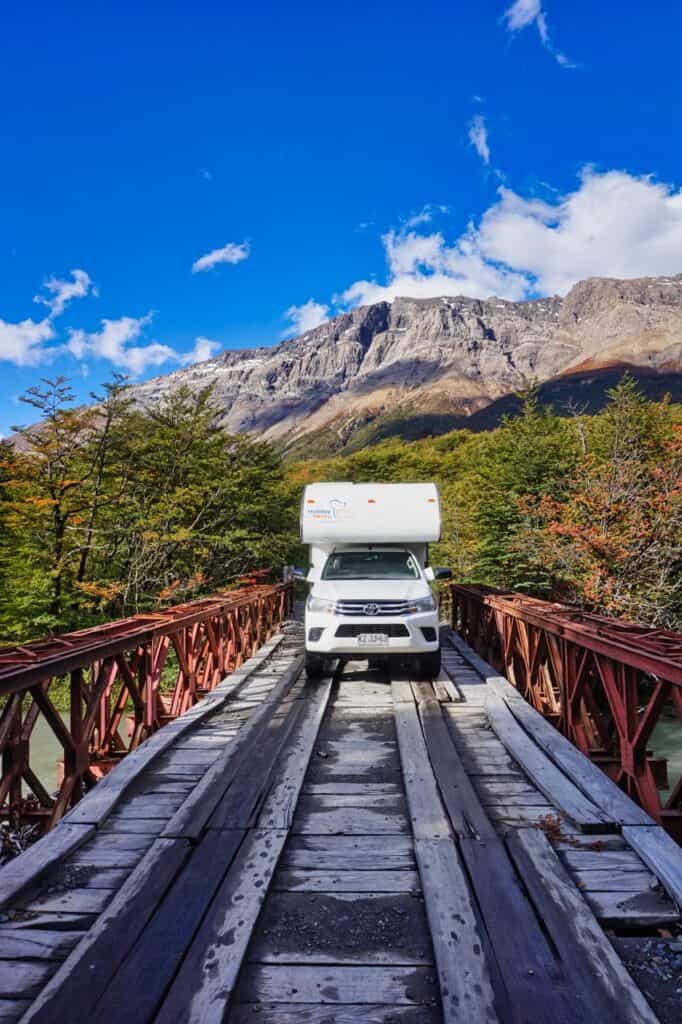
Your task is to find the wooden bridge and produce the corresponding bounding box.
[0,583,681,1023]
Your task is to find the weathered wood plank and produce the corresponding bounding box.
[486,697,612,832]
[301,782,402,796]
[0,999,30,1024]
[622,824,682,908]
[391,680,414,704]
[393,698,452,840]
[414,838,499,1023]
[559,849,645,872]
[417,697,497,840]
[481,793,552,808]
[162,657,304,839]
[506,828,658,1023]
[258,676,334,828]
[574,869,657,892]
[0,824,94,913]
[60,639,286,829]
[489,679,654,827]
[272,869,420,893]
[279,835,415,871]
[91,829,247,1024]
[154,829,290,1024]
[0,928,84,960]
[291,805,409,835]
[0,963,54,1000]
[228,1004,440,1023]
[234,965,440,1006]
[17,887,112,915]
[22,837,190,1024]
[584,888,680,926]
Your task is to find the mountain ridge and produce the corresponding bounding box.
[130,273,682,453]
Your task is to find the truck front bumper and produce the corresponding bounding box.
[304,611,440,656]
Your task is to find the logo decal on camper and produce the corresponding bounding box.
[305,498,352,521]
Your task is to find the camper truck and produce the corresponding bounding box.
[299,482,451,678]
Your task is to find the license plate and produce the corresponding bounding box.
[357,633,389,646]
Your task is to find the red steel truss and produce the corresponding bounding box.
[0,581,294,831]
[448,584,682,840]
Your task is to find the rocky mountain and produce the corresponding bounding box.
[132,274,682,455]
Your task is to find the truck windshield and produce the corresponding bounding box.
[322,551,420,580]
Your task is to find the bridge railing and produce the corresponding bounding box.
[445,584,682,840]
[0,580,294,832]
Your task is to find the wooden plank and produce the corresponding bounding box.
[60,640,286,829]
[622,824,682,908]
[234,965,439,1006]
[0,929,84,960]
[393,698,452,840]
[279,835,415,871]
[552,833,626,851]
[0,823,94,913]
[208,698,304,830]
[301,783,402,796]
[17,887,112,915]
[97,816,164,835]
[490,680,654,827]
[0,1000,30,1024]
[291,805,409,835]
[0,963,54,999]
[162,657,304,839]
[414,838,499,1023]
[584,889,680,926]
[474,780,541,798]
[90,829,247,1024]
[486,805,564,825]
[258,676,334,828]
[293,793,404,810]
[559,849,645,872]
[417,697,497,840]
[481,793,552,807]
[228,1004,440,1022]
[486,697,612,832]
[22,837,191,1024]
[506,828,658,1023]
[391,680,414,704]
[154,828,290,1024]
[573,869,657,892]
[433,671,461,703]
[272,869,420,893]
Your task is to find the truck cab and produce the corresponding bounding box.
[299,483,450,679]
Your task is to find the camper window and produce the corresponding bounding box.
[322,550,420,581]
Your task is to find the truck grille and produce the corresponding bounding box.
[335,600,413,616]
[335,623,410,638]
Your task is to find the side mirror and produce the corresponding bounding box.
[434,567,452,581]
[306,567,320,583]
[424,566,435,582]
[292,567,307,581]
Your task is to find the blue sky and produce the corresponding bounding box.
[3,1,682,432]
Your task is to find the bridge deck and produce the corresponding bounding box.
[0,626,680,1023]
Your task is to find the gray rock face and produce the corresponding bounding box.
[130,274,682,446]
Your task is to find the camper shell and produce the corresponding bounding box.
[300,482,449,678]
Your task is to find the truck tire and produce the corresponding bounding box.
[305,652,326,679]
[418,649,441,679]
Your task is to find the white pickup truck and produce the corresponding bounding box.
[298,482,451,679]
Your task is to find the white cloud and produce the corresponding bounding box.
[192,241,250,274]
[468,114,490,165]
[0,317,56,366]
[282,299,330,337]
[67,314,177,376]
[502,0,574,67]
[179,336,221,364]
[34,269,95,317]
[339,168,682,306]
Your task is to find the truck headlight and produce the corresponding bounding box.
[307,595,336,614]
[408,595,436,613]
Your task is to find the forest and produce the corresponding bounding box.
[1,373,680,645]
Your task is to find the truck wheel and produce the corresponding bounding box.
[305,652,326,679]
[418,650,441,679]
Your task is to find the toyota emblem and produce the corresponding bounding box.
[364,603,379,615]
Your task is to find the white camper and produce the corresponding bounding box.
[299,482,451,678]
